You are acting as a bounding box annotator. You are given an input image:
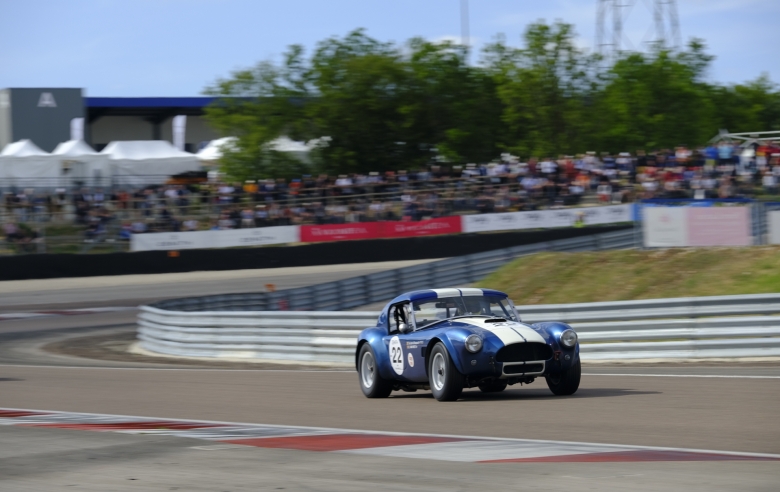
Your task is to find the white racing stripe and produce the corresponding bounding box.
[456,317,547,345]
[458,288,484,297]
[431,288,460,298]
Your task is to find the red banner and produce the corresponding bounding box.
[382,216,463,238]
[300,222,382,242]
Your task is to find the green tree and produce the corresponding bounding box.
[711,75,780,134]
[596,40,715,151]
[483,22,599,157]
[203,56,308,181]
[401,38,503,164]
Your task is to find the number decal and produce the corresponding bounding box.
[389,336,404,375]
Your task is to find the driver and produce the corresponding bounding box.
[460,297,488,316]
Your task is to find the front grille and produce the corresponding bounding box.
[496,343,552,363]
[504,363,544,375]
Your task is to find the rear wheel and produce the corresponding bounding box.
[428,343,464,401]
[478,380,508,393]
[358,344,392,398]
[545,360,581,396]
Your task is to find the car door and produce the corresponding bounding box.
[382,302,426,382]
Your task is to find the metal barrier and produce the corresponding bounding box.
[152,228,636,312]
[137,227,780,363]
[137,304,780,363]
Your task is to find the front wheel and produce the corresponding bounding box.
[358,344,392,398]
[428,343,465,401]
[545,360,581,396]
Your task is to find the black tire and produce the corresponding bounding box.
[358,344,392,398]
[428,343,465,401]
[545,360,581,396]
[478,380,508,393]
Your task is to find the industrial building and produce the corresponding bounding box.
[0,88,220,153]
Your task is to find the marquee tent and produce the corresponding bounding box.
[0,139,60,183]
[51,140,110,185]
[196,136,237,162]
[101,140,202,185]
[197,136,319,165]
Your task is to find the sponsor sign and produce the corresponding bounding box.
[581,204,633,225]
[687,207,751,246]
[461,212,525,233]
[768,211,780,245]
[643,207,687,247]
[383,216,462,238]
[461,205,632,233]
[131,226,299,252]
[643,206,753,247]
[300,222,382,242]
[215,225,300,248]
[131,230,217,252]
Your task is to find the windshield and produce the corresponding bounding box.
[412,295,518,328]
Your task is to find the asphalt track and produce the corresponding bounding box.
[1,264,779,490]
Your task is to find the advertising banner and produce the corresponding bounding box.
[383,216,462,238]
[643,207,688,247]
[300,222,382,242]
[130,226,299,252]
[461,204,632,234]
[215,225,300,248]
[131,230,218,252]
[687,207,751,246]
[581,204,633,225]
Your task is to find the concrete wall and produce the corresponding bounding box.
[90,116,156,150]
[91,115,219,152]
[159,115,219,152]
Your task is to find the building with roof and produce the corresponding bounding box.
[0,88,220,153]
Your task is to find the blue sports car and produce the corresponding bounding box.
[356,288,580,401]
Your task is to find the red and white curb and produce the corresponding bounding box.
[0,307,135,322]
[1,408,778,463]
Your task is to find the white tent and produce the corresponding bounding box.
[196,136,237,162]
[101,140,202,185]
[51,140,110,186]
[52,139,100,157]
[0,139,60,184]
[197,136,319,165]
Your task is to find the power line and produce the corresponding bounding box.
[596,0,681,63]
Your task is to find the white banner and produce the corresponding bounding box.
[643,207,688,247]
[214,226,299,248]
[130,230,217,252]
[461,204,632,233]
[131,226,299,252]
[581,204,633,225]
[769,211,780,245]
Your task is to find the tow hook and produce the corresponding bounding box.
[554,351,562,365]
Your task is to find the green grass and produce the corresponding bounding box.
[476,247,780,305]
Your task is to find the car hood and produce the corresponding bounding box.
[453,317,547,345]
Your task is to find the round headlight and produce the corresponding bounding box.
[465,334,483,353]
[560,329,578,348]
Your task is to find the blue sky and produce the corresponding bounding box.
[1,0,777,96]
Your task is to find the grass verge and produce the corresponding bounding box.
[476,247,780,304]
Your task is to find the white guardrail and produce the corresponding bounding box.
[137,293,780,364]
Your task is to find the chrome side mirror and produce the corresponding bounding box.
[398,322,409,333]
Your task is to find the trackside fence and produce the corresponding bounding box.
[137,228,780,363]
[137,299,780,364]
[151,228,635,312]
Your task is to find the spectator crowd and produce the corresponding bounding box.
[3,140,780,248]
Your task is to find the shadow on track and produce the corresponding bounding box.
[389,387,660,401]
